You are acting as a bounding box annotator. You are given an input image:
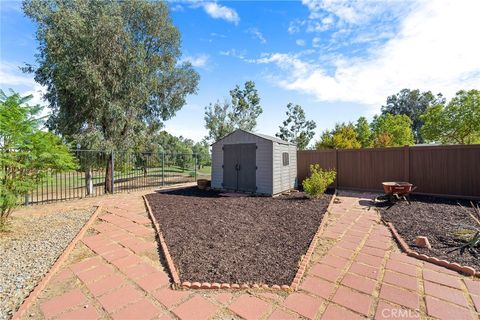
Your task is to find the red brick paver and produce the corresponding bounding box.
[19,188,480,320]
[228,295,270,320]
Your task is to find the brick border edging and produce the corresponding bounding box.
[143,195,182,288]
[290,190,337,290]
[144,189,337,291]
[386,221,480,278]
[12,205,103,320]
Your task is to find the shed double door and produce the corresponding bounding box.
[223,143,256,192]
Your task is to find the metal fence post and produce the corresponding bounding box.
[194,154,197,181]
[161,152,165,186]
[111,151,115,193]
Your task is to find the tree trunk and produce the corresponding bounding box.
[104,154,113,193]
[85,168,93,195]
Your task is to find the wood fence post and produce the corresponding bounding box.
[334,149,338,188]
[404,145,410,182]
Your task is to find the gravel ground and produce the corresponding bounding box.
[0,207,95,320]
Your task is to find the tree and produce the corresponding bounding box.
[276,103,316,149]
[192,141,211,169]
[381,89,445,143]
[23,0,199,192]
[421,89,480,144]
[0,90,75,229]
[204,99,234,143]
[204,81,263,143]
[355,117,372,148]
[315,123,361,149]
[229,81,262,131]
[371,114,414,147]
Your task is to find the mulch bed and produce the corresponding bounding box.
[379,195,479,270]
[145,187,332,285]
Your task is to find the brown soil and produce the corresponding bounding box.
[379,195,480,270]
[145,187,332,285]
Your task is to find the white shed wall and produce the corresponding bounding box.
[211,130,273,194]
[272,143,298,195]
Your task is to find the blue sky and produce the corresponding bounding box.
[1,0,480,144]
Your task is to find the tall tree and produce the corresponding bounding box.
[204,99,234,143]
[276,103,316,149]
[355,116,372,148]
[228,81,262,131]
[315,123,361,149]
[371,114,414,147]
[421,89,480,144]
[204,81,263,143]
[381,89,445,143]
[23,0,199,192]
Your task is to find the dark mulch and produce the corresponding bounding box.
[379,195,480,270]
[145,187,332,285]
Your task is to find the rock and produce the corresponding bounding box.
[415,236,432,249]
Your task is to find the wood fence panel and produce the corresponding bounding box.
[297,145,480,199]
[409,145,480,197]
[337,148,405,191]
[296,150,336,183]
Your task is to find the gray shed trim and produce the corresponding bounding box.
[211,129,295,146]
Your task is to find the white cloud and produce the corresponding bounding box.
[220,49,246,59]
[0,62,50,119]
[288,20,302,34]
[296,39,306,46]
[252,0,480,108]
[312,37,321,47]
[201,2,239,25]
[0,63,36,87]
[170,4,184,12]
[210,32,227,38]
[246,27,266,44]
[302,0,400,25]
[182,54,210,68]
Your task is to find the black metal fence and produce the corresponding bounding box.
[21,150,210,205]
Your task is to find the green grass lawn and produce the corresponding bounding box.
[34,164,201,189]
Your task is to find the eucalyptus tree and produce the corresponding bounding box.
[204,81,263,143]
[276,103,316,149]
[23,0,199,192]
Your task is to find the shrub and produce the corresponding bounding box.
[1,90,75,230]
[302,164,336,199]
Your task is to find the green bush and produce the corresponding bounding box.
[302,164,336,199]
[1,90,75,230]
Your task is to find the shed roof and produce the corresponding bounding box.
[211,129,296,146]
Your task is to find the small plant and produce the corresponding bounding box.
[302,164,336,199]
[448,202,480,254]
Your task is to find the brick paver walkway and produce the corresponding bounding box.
[18,189,480,320]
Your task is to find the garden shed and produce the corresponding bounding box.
[211,129,297,196]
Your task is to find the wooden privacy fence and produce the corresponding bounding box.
[297,145,480,199]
